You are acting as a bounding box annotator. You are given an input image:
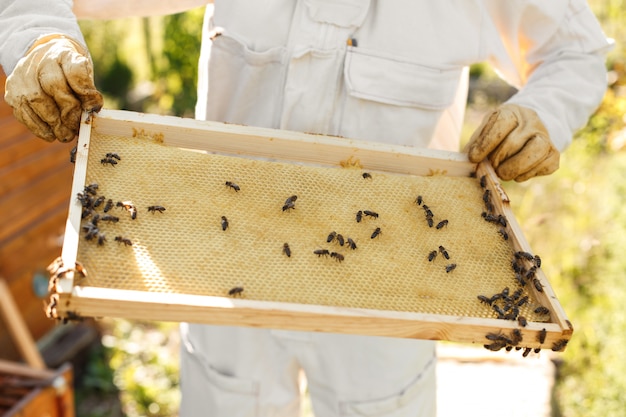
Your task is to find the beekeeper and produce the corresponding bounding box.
[0,0,611,416]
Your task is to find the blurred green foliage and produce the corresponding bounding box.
[505,59,626,416]
[79,7,203,117]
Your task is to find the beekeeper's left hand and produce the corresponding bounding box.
[466,104,560,182]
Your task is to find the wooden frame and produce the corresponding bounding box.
[51,109,572,352]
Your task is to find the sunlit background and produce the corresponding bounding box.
[74,2,626,416]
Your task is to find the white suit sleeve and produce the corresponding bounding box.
[0,0,86,75]
[486,0,612,151]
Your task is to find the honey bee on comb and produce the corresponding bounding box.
[282,195,297,211]
[148,205,166,213]
[225,181,240,192]
[228,286,244,297]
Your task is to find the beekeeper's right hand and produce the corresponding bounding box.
[4,34,103,142]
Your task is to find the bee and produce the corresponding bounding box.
[356,210,363,223]
[525,267,537,280]
[362,172,372,179]
[518,316,528,327]
[148,205,166,213]
[97,233,106,246]
[90,213,100,226]
[436,220,449,229]
[498,228,508,240]
[522,347,532,357]
[534,306,550,315]
[537,328,547,344]
[336,234,345,246]
[534,348,541,354]
[477,295,492,305]
[484,340,506,352]
[327,231,337,243]
[512,288,523,301]
[363,210,379,219]
[534,255,542,268]
[516,296,529,307]
[500,287,510,299]
[426,217,434,228]
[480,175,487,188]
[445,263,457,273]
[101,215,120,223]
[106,152,121,160]
[551,339,569,352]
[371,227,381,239]
[533,278,544,292]
[282,195,297,211]
[225,181,240,192]
[428,250,437,262]
[485,332,503,341]
[228,286,244,297]
[511,328,523,345]
[415,195,423,206]
[93,195,106,208]
[515,251,535,262]
[483,189,491,204]
[438,245,449,260]
[492,305,505,318]
[330,252,344,262]
[314,249,330,257]
[82,225,99,241]
[84,183,99,195]
[283,243,291,257]
[117,201,137,219]
[70,145,77,163]
[101,156,118,166]
[76,193,92,208]
[221,216,229,231]
[346,238,357,250]
[497,215,507,228]
[114,236,133,246]
[104,199,114,213]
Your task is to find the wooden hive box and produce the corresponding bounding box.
[48,109,572,354]
[0,70,75,360]
[0,360,74,417]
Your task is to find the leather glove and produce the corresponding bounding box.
[4,34,103,142]
[466,104,560,182]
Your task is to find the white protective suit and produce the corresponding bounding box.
[183,2,610,416]
[0,0,611,416]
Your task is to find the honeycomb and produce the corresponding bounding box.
[76,131,548,322]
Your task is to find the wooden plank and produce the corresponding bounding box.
[0,143,73,196]
[475,162,573,336]
[0,129,52,167]
[0,166,73,244]
[0,280,46,370]
[57,287,568,349]
[0,201,67,279]
[93,109,476,177]
[0,359,55,380]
